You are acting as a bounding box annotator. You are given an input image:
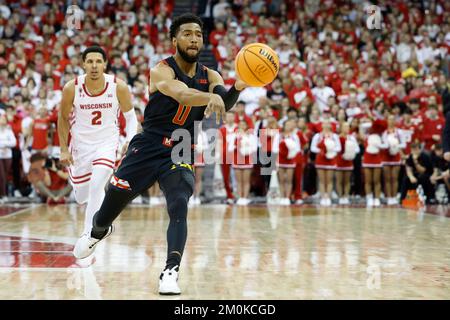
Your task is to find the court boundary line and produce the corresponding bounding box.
[0,204,42,218]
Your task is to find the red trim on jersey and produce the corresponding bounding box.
[93,162,114,169]
[82,82,109,97]
[69,176,91,184]
[93,158,114,164]
[75,77,78,85]
[69,171,92,180]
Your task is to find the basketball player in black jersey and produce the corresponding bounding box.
[73,13,249,295]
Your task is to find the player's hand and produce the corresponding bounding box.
[432,134,440,142]
[409,176,418,184]
[235,77,249,91]
[204,94,226,125]
[121,141,130,155]
[60,150,73,167]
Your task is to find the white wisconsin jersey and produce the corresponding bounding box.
[71,74,120,145]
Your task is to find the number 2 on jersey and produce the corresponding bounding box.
[91,111,102,125]
[172,104,192,125]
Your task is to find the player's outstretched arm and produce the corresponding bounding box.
[116,78,138,153]
[58,80,75,166]
[151,63,220,107]
[151,63,226,124]
[207,69,249,113]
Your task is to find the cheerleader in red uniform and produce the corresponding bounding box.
[232,120,257,205]
[336,122,360,205]
[382,114,406,205]
[217,112,237,203]
[292,117,311,204]
[362,119,387,207]
[277,119,301,205]
[310,120,341,206]
[399,108,420,157]
[192,128,208,205]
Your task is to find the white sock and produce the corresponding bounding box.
[83,167,113,235]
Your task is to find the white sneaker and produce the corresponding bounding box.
[159,266,181,295]
[295,199,303,205]
[226,198,235,205]
[194,197,202,205]
[326,198,332,206]
[73,225,114,259]
[280,198,290,205]
[367,198,374,207]
[236,198,245,206]
[319,198,326,206]
[373,198,381,206]
[132,195,143,204]
[339,198,346,205]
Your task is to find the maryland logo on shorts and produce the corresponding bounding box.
[170,162,194,172]
[110,175,132,190]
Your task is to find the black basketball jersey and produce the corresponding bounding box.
[142,56,210,142]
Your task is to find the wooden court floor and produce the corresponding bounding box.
[0,203,449,299]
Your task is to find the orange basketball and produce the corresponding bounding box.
[235,43,279,87]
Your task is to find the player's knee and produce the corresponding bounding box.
[167,194,189,221]
[74,186,89,204]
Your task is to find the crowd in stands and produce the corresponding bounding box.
[0,0,450,207]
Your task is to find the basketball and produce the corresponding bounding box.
[235,43,279,87]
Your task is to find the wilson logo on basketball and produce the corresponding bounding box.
[259,48,278,73]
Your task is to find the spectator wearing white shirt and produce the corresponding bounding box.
[239,86,268,116]
[416,37,437,66]
[311,76,335,113]
[396,34,415,64]
[0,114,16,200]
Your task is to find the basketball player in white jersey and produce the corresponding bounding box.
[58,46,138,242]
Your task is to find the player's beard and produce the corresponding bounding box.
[177,44,200,63]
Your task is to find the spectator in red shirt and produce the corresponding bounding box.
[422,104,445,151]
[288,74,314,110]
[209,21,226,46]
[27,107,50,154]
[234,101,254,129]
[27,153,71,204]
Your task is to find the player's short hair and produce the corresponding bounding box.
[169,13,204,40]
[82,45,107,62]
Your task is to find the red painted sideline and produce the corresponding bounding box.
[0,235,89,268]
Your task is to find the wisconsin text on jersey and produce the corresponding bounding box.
[79,103,113,110]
